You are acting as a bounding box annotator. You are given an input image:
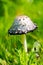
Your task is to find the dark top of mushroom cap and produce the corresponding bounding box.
[8,15,37,35]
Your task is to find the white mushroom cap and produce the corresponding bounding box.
[8,15,37,35]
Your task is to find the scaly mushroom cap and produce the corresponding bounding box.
[8,15,37,35]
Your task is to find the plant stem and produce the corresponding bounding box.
[20,34,27,52]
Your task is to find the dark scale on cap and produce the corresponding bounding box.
[23,18,25,20]
[8,15,37,35]
[19,19,21,21]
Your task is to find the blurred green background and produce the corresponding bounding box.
[0,0,43,65]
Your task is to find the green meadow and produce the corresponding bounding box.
[0,0,43,65]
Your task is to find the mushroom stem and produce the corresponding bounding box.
[21,34,27,52]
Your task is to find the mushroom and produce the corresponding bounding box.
[8,15,37,52]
